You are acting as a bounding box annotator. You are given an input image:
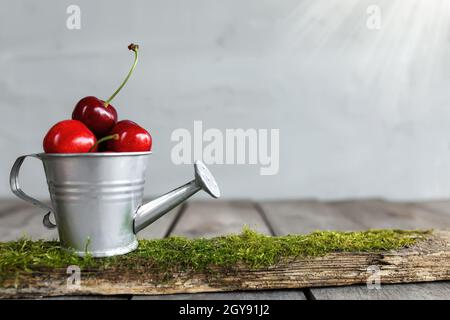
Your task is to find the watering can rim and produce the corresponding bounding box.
[36,151,152,158]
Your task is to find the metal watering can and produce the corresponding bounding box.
[9,152,220,257]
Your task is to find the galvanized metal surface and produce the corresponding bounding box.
[134,161,220,233]
[9,153,220,257]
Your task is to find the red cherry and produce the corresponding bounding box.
[72,96,117,137]
[43,120,97,153]
[72,44,140,137]
[105,120,152,152]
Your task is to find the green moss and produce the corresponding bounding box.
[0,228,429,283]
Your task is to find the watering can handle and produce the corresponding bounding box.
[9,154,57,229]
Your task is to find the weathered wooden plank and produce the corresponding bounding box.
[260,199,364,300]
[259,200,362,235]
[133,200,291,300]
[260,199,450,300]
[132,290,306,300]
[0,200,29,217]
[137,207,180,239]
[311,282,450,300]
[1,230,449,298]
[0,205,58,241]
[4,199,449,299]
[170,200,271,238]
[351,200,450,229]
[310,200,450,300]
[40,295,130,300]
[414,200,450,217]
[262,199,450,232]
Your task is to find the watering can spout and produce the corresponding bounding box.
[133,161,220,233]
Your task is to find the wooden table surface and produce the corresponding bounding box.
[1,198,450,300]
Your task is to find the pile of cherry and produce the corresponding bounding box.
[43,44,152,154]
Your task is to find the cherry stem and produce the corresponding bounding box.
[89,134,119,152]
[104,43,139,107]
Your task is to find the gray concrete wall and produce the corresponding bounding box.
[1,0,450,200]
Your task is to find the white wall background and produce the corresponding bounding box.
[1,0,450,200]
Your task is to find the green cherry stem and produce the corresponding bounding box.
[89,134,119,152]
[104,43,139,108]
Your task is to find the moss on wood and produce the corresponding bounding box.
[0,228,429,283]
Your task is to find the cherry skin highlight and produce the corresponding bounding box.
[43,120,97,153]
[105,120,152,152]
[72,96,118,137]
